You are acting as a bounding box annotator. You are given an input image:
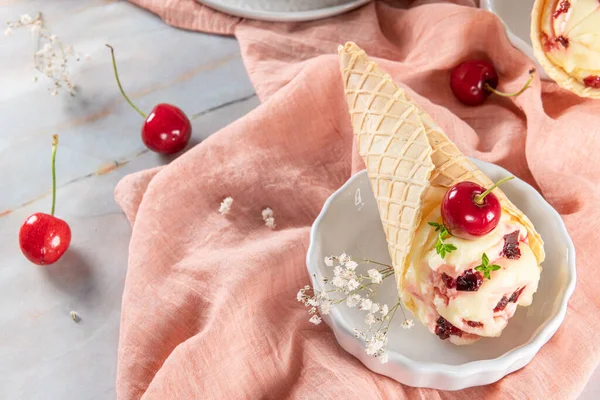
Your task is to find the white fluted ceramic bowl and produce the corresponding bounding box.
[306,159,576,390]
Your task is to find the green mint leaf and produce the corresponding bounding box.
[491,265,501,271]
[482,253,489,265]
[428,222,438,227]
[445,244,457,251]
[485,270,491,280]
[474,265,484,272]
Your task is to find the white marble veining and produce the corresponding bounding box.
[0,1,597,399]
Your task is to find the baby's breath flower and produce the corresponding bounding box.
[340,269,356,281]
[360,298,373,311]
[370,302,380,314]
[264,218,275,228]
[19,14,33,24]
[378,353,389,364]
[402,319,414,329]
[331,276,345,289]
[346,279,360,292]
[339,253,350,264]
[380,304,389,317]
[261,207,276,229]
[365,313,377,326]
[346,294,361,308]
[368,269,383,284]
[298,254,408,365]
[345,260,358,270]
[6,12,82,96]
[306,298,318,307]
[36,43,52,56]
[365,333,387,356]
[319,300,332,315]
[218,197,233,215]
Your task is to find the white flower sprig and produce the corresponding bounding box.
[261,207,275,229]
[5,12,86,96]
[297,253,413,364]
[219,197,233,215]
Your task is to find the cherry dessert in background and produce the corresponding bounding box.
[441,176,514,239]
[450,60,536,106]
[106,45,191,154]
[19,135,71,265]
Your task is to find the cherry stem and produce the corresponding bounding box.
[474,176,515,205]
[484,68,536,98]
[105,44,147,119]
[50,134,58,216]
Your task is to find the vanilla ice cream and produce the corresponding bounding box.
[401,187,542,345]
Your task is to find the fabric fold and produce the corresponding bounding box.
[115,1,600,398]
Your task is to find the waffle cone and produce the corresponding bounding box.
[338,42,545,293]
[338,42,435,287]
[530,0,600,99]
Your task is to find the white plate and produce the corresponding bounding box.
[480,0,550,80]
[197,0,371,22]
[306,159,576,390]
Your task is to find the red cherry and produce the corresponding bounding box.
[441,177,514,239]
[19,135,71,265]
[450,60,499,106]
[106,45,192,154]
[450,60,536,106]
[19,213,71,265]
[142,104,191,154]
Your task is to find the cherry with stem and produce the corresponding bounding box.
[106,44,192,154]
[19,135,72,265]
[450,59,536,106]
[441,176,515,239]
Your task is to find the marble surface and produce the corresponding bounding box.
[0,1,257,399]
[0,1,596,399]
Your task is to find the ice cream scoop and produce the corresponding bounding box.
[531,0,600,98]
[403,188,541,345]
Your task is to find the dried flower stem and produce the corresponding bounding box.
[362,259,392,268]
[298,254,413,364]
[6,12,81,95]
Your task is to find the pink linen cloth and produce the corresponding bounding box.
[115,1,600,398]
